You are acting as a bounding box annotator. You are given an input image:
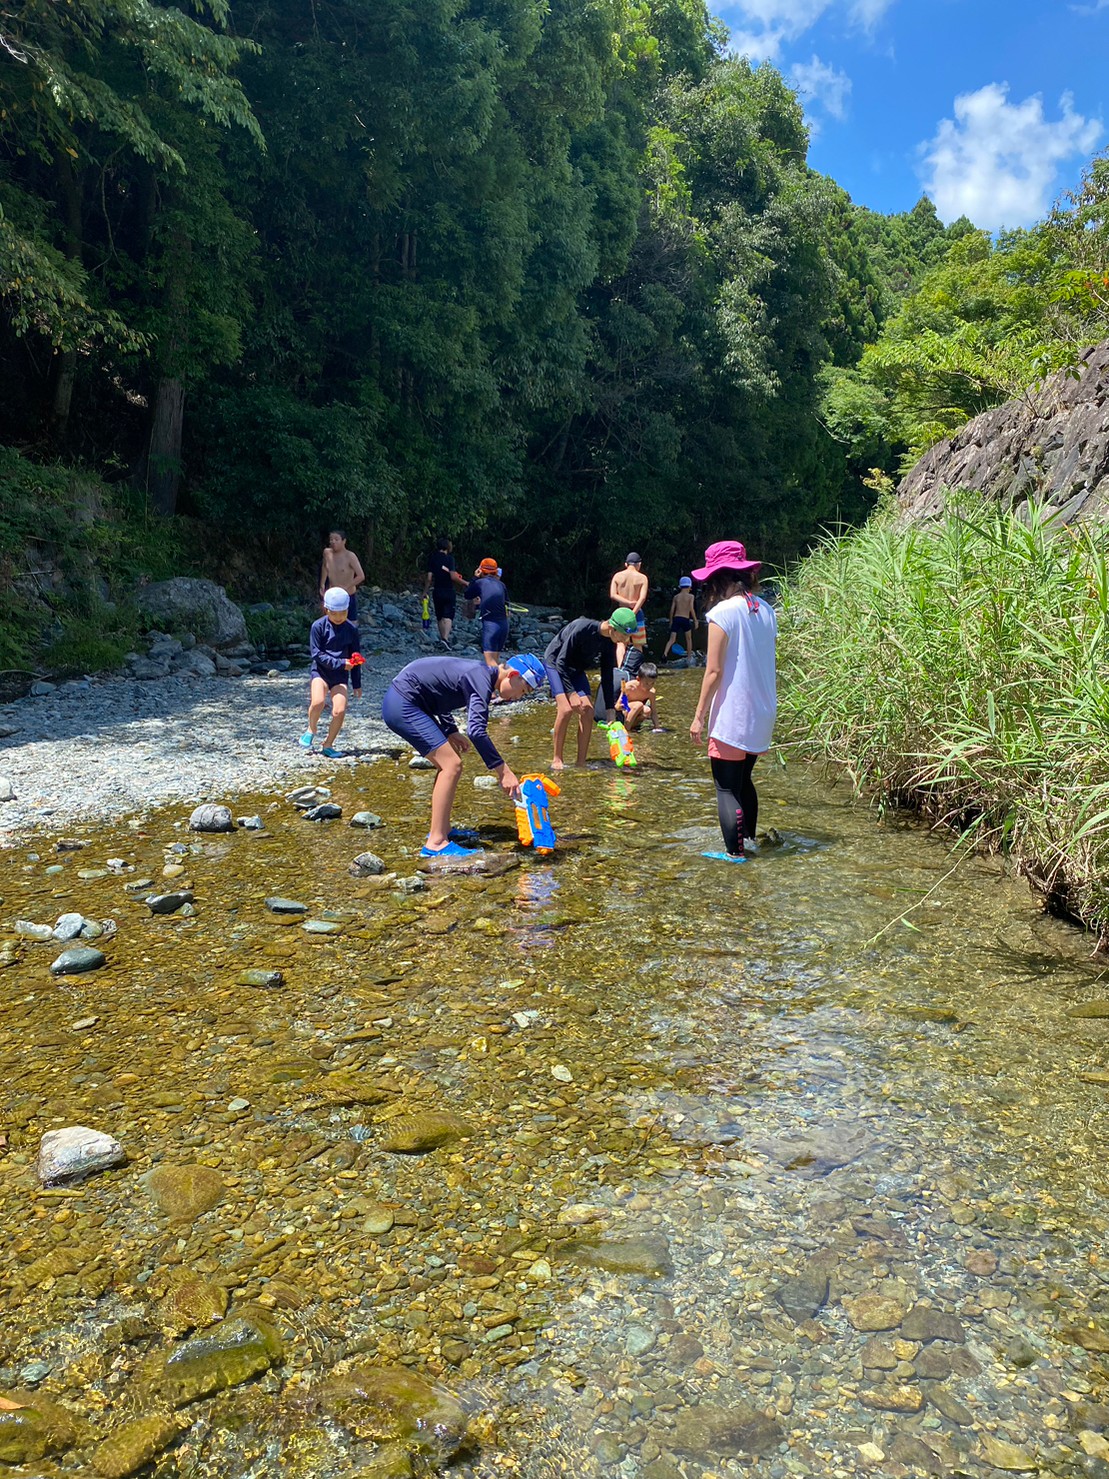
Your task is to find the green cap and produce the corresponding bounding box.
[609,607,638,635]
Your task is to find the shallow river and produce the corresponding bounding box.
[2,673,1108,1479]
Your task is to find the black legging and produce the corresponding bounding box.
[710,754,758,854]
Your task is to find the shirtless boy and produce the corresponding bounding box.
[664,576,699,661]
[609,553,648,666]
[320,530,366,696]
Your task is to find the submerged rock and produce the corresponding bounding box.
[774,1265,830,1322]
[843,1294,909,1332]
[349,852,386,877]
[38,1126,125,1185]
[91,1411,186,1478]
[350,811,384,829]
[151,1315,283,1405]
[558,1234,673,1278]
[145,891,195,915]
[0,1392,83,1466]
[188,804,233,833]
[158,1275,229,1336]
[1067,1001,1109,1018]
[321,1363,467,1462]
[50,945,106,975]
[670,1402,783,1459]
[265,897,308,914]
[142,1164,226,1221]
[379,1112,473,1153]
[239,968,284,990]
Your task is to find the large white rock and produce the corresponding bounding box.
[37,1126,126,1186]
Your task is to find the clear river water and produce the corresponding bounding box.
[1,672,1108,1479]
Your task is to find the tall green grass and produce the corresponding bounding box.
[779,498,1109,935]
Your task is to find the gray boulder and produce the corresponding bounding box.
[136,578,248,651]
[128,657,170,681]
[381,603,407,623]
[173,649,217,679]
[349,851,386,877]
[189,804,234,833]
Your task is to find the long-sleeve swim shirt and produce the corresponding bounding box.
[463,575,507,622]
[309,615,359,679]
[543,617,616,710]
[389,656,504,769]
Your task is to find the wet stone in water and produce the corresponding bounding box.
[901,1305,965,1343]
[142,1163,226,1221]
[304,802,342,821]
[349,852,386,877]
[350,811,384,829]
[774,1265,830,1321]
[52,911,86,941]
[149,1315,283,1405]
[558,1234,673,1278]
[50,945,106,975]
[843,1293,909,1331]
[37,1125,124,1185]
[265,896,307,914]
[670,1402,783,1459]
[188,804,233,833]
[91,1411,186,1478]
[158,1275,229,1335]
[145,891,195,915]
[0,1393,83,1466]
[238,967,284,989]
[320,1363,467,1462]
[379,1112,473,1153]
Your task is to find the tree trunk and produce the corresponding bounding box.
[142,377,186,516]
[50,155,84,439]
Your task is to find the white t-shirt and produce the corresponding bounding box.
[706,594,778,754]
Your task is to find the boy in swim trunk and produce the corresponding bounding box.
[543,608,637,769]
[381,653,547,858]
[618,661,658,732]
[609,554,648,666]
[664,576,698,661]
[301,587,360,756]
[320,529,365,698]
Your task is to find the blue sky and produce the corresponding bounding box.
[715,0,1108,229]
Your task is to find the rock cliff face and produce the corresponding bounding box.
[897,340,1109,525]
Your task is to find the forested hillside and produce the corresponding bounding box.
[2,0,976,611]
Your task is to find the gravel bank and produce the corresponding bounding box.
[0,660,408,842]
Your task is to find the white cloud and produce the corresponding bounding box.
[790,54,852,131]
[919,83,1102,230]
[724,0,894,60]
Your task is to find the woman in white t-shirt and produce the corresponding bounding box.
[688,540,777,862]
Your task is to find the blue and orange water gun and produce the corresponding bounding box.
[603,721,637,768]
[514,774,560,855]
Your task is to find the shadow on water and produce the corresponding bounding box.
[0,672,1107,1477]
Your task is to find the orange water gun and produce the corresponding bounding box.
[514,774,560,855]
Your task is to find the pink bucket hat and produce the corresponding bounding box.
[690,540,761,581]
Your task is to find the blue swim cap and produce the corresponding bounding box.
[506,654,546,690]
[679,576,693,588]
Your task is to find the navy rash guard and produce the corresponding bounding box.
[543,617,617,710]
[390,656,504,769]
[463,575,507,622]
[310,615,360,681]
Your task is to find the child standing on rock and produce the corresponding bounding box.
[301,588,360,757]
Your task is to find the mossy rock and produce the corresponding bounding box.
[557,1233,673,1278]
[320,1071,396,1108]
[320,1364,467,1462]
[157,1274,229,1335]
[0,1391,84,1465]
[142,1164,226,1221]
[149,1315,283,1406]
[379,1111,473,1153]
[91,1410,186,1478]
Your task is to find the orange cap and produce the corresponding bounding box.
[478,557,499,575]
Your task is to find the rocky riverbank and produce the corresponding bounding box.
[0,587,565,841]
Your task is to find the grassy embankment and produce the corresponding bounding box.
[0,447,310,679]
[778,499,1109,937]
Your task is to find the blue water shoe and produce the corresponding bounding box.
[299,731,314,749]
[420,841,482,859]
[701,850,746,863]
